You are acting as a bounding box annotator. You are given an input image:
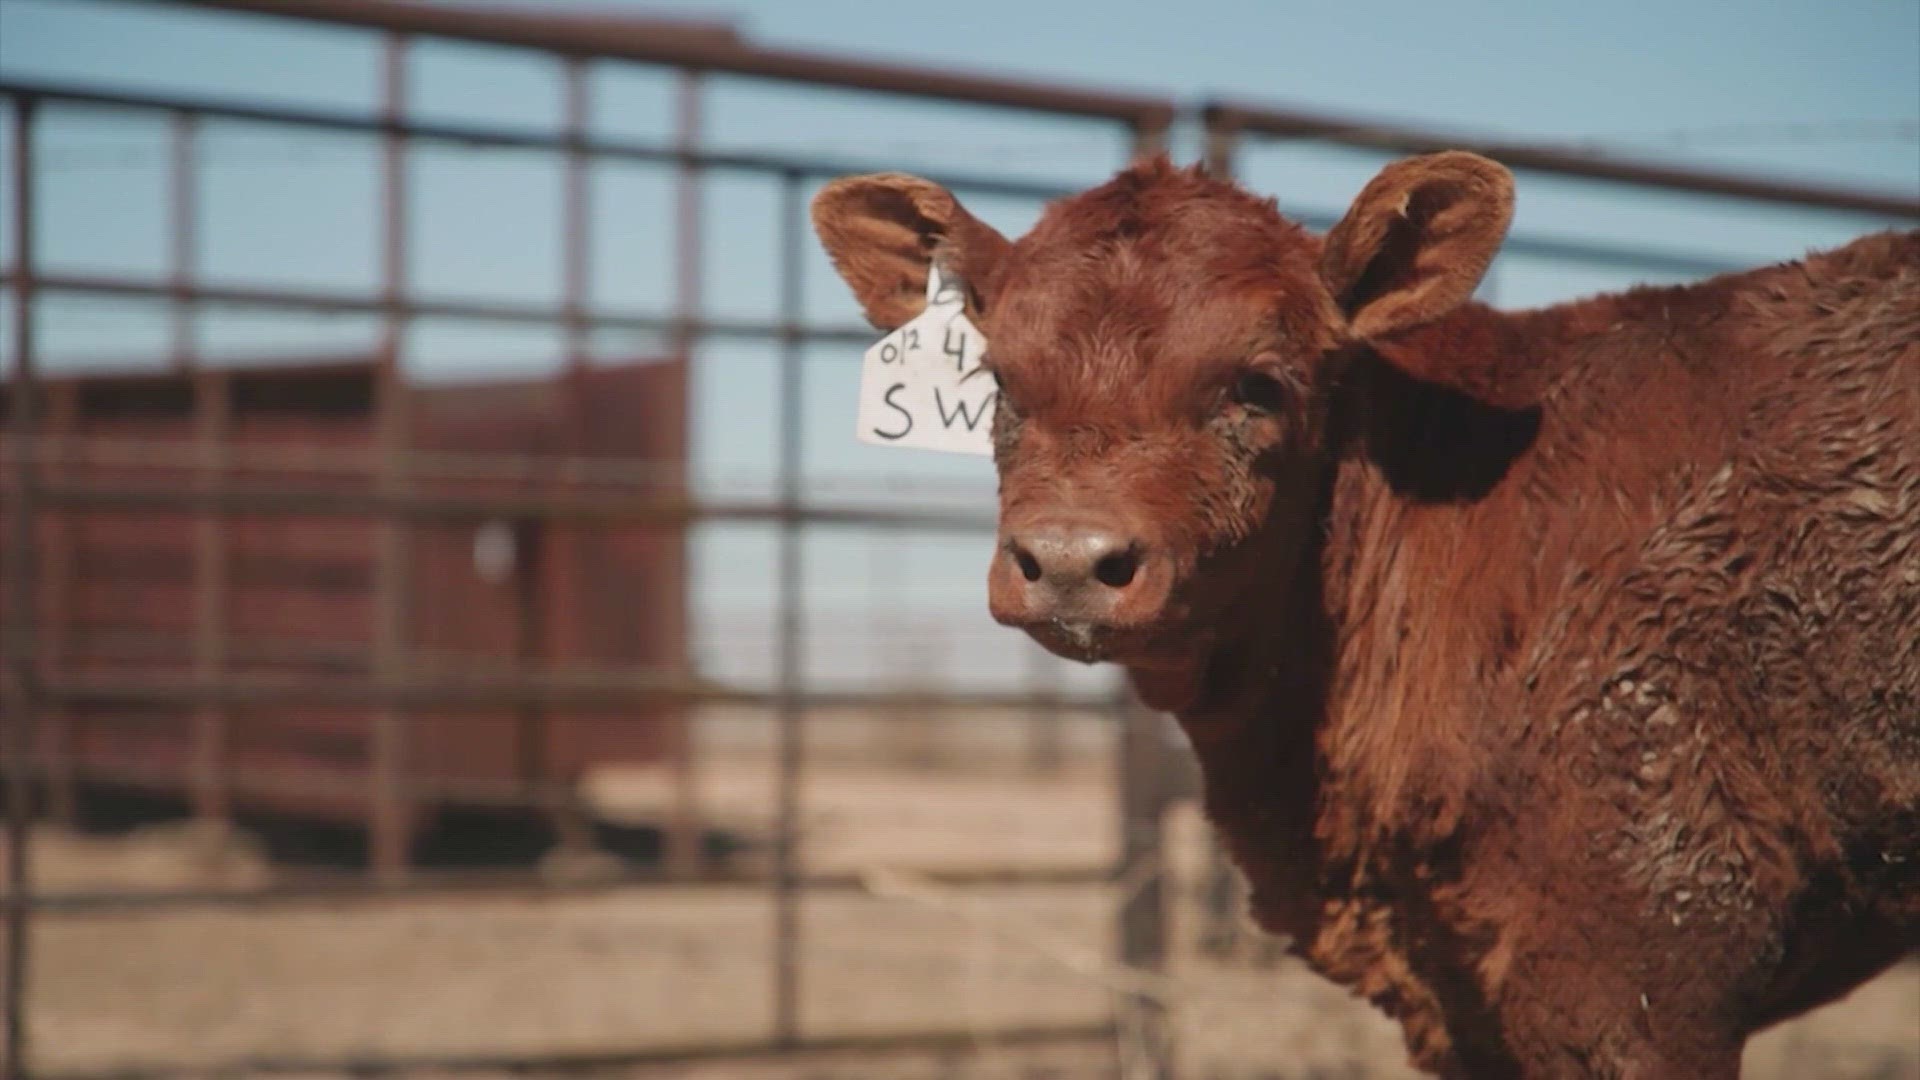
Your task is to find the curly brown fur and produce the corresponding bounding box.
[815,155,1920,1078]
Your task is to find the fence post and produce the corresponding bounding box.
[1200,105,1239,177]
[663,67,706,878]
[369,31,414,882]
[4,92,43,1080]
[771,167,808,1048]
[1108,111,1179,1080]
[37,381,76,831]
[1115,685,1175,1080]
[1025,645,1065,776]
[171,109,235,842]
[1193,108,1256,961]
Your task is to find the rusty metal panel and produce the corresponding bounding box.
[0,355,688,838]
[408,356,689,780]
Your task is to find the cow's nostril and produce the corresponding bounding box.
[1014,547,1043,583]
[1093,549,1139,589]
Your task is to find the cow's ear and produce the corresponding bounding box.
[811,173,1012,330]
[1320,152,1513,341]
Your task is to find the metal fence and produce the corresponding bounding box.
[3,3,1916,1078]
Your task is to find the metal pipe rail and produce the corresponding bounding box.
[1204,101,1920,219]
[5,478,998,532]
[1,222,1747,312]
[0,435,1005,500]
[40,675,1108,714]
[25,1022,1120,1080]
[3,219,1745,302]
[146,0,1180,125]
[0,78,1084,204]
[108,0,1920,224]
[29,866,1123,917]
[0,79,1796,282]
[0,266,871,346]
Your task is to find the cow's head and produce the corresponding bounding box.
[812,154,1513,707]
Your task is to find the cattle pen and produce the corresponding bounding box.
[2,2,1917,1079]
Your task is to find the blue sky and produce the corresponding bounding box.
[1,0,1915,692]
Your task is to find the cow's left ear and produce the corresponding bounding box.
[1320,152,1513,341]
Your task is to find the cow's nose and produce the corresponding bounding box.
[1007,526,1141,595]
[988,512,1172,659]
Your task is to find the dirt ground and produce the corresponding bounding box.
[9,737,1918,1079]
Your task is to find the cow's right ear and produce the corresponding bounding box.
[811,173,1011,330]
[1320,152,1514,342]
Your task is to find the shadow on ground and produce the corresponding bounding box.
[64,783,750,872]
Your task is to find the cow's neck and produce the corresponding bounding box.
[1312,304,1568,842]
[1134,303,1556,907]
[1120,455,1342,930]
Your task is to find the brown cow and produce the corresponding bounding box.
[813,154,1919,1078]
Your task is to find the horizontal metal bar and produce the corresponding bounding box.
[0,437,994,507]
[1207,101,1920,219]
[2,433,690,484]
[1276,206,1744,278]
[25,863,1118,916]
[1,84,1770,280]
[21,750,585,808]
[19,739,1117,824]
[0,268,877,344]
[42,674,723,711]
[38,677,1110,714]
[135,0,1175,124]
[1484,230,1744,278]
[0,77,1082,202]
[23,620,1034,653]
[2,243,1741,329]
[5,478,997,531]
[27,1022,1118,1079]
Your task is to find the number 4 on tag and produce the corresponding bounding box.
[855,263,995,456]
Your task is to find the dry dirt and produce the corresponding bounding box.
[8,744,1918,1079]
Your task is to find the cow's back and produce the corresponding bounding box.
[1647,229,1920,843]
[1720,231,1920,988]
[1509,228,1919,1024]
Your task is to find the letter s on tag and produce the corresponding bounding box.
[854,263,994,457]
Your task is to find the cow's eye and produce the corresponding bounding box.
[1232,370,1290,415]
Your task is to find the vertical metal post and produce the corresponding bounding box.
[174,110,231,835]
[770,167,806,1048]
[561,59,591,373]
[1197,834,1243,958]
[168,112,199,371]
[4,93,42,1080]
[1026,645,1064,775]
[511,522,546,789]
[1129,111,1174,165]
[671,71,704,350]
[1194,108,1246,967]
[189,370,231,831]
[35,384,74,831]
[662,68,704,877]
[1115,689,1173,1080]
[369,33,413,881]
[536,56,592,855]
[1112,114,1176,1080]
[1201,110,1238,177]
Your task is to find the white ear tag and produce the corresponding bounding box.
[855,263,994,456]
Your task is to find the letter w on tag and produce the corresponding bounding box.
[855,264,994,456]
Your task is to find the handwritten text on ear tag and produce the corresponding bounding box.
[855,263,994,456]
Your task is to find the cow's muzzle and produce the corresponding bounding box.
[986,509,1174,663]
